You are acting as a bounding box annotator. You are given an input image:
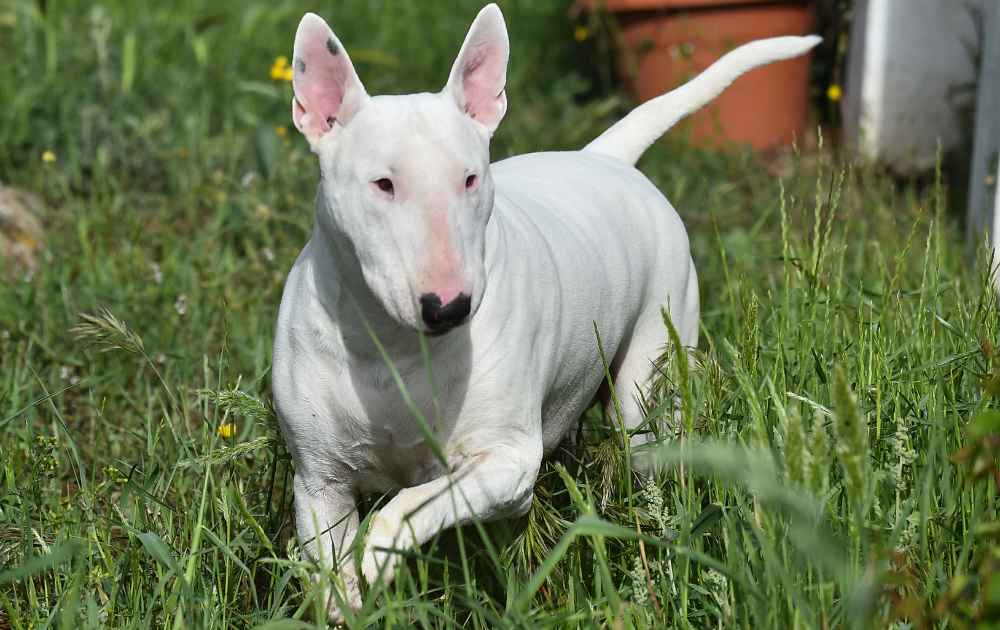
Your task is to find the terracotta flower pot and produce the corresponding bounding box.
[592,0,816,150]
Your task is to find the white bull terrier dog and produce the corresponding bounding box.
[272,4,819,621]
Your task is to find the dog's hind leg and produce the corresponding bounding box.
[605,313,671,449]
[608,268,699,450]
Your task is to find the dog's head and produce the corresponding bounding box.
[291,5,508,336]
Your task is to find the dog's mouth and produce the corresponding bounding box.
[423,320,468,337]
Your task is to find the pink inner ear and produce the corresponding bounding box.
[292,96,309,132]
[462,44,505,123]
[293,25,356,138]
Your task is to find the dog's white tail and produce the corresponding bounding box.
[583,35,822,166]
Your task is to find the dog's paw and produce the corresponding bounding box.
[361,512,412,588]
[320,570,363,626]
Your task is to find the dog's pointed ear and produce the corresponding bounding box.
[443,4,509,135]
[291,13,368,149]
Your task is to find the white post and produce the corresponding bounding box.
[994,169,1000,288]
[844,0,983,174]
[968,0,999,280]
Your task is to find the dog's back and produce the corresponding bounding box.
[478,150,697,450]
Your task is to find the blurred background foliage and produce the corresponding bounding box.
[0,0,621,194]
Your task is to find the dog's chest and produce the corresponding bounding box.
[295,348,472,491]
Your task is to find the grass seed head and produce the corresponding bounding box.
[832,367,870,518]
[807,418,830,499]
[783,407,807,487]
[70,309,145,355]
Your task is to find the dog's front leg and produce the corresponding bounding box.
[293,473,362,623]
[361,439,542,588]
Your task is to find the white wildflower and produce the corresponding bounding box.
[59,365,80,386]
[895,507,920,553]
[889,426,917,492]
[704,568,731,618]
[629,554,646,603]
[642,476,670,537]
[174,294,188,316]
[703,568,727,591]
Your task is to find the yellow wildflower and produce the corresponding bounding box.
[270,55,294,82]
[41,150,56,163]
[826,84,842,102]
[574,25,589,42]
[275,126,288,139]
[217,422,237,439]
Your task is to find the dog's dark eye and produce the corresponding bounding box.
[465,174,478,190]
[374,178,394,196]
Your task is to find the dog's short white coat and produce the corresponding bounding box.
[271,4,819,621]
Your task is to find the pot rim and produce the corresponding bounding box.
[587,0,813,11]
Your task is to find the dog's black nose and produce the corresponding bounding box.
[420,293,472,333]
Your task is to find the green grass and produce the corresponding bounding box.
[3,1,1000,628]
